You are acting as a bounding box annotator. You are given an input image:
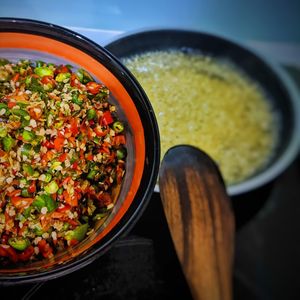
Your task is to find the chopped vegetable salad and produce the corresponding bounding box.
[0,58,126,265]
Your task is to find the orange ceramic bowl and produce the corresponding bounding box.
[0,18,160,285]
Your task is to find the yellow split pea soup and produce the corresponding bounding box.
[124,50,279,185]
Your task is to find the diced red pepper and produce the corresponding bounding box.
[4,246,18,263]
[27,181,36,193]
[63,190,79,207]
[41,75,56,86]
[38,239,53,258]
[86,153,93,161]
[70,118,79,136]
[113,135,126,146]
[70,73,83,89]
[10,196,34,209]
[54,137,65,151]
[42,140,55,149]
[71,161,78,170]
[18,245,34,262]
[62,176,72,186]
[0,246,7,257]
[58,152,68,162]
[7,189,21,197]
[1,234,9,244]
[69,239,79,246]
[97,192,112,206]
[101,111,113,126]
[7,100,16,109]
[86,81,104,95]
[94,126,108,137]
[56,203,71,213]
[0,150,6,157]
[28,107,42,120]
[41,150,55,167]
[12,73,20,82]
[55,65,70,74]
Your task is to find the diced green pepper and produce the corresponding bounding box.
[0,127,7,138]
[44,173,52,183]
[44,181,59,194]
[21,188,31,197]
[19,178,28,186]
[116,148,127,160]
[22,164,34,176]
[21,144,32,157]
[112,121,124,133]
[62,222,70,231]
[32,171,40,178]
[0,69,9,82]
[54,120,64,128]
[35,60,45,68]
[33,224,44,236]
[2,136,15,152]
[22,130,36,142]
[20,118,30,128]
[25,76,44,93]
[93,137,100,145]
[76,69,94,83]
[16,101,29,109]
[55,72,70,82]
[87,169,97,180]
[34,66,54,77]
[92,213,107,221]
[65,223,88,242]
[71,91,83,105]
[87,109,96,120]
[0,103,9,116]
[33,194,57,212]
[23,206,32,218]
[8,237,30,251]
[11,108,30,120]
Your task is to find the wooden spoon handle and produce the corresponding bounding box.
[159,145,235,300]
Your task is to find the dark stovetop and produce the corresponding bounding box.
[2,66,300,300]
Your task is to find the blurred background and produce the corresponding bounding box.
[1,1,300,300]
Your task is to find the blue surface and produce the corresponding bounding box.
[1,0,300,43]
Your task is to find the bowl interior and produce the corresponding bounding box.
[105,29,300,195]
[0,20,159,283]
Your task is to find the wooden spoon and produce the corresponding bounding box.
[159,145,235,300]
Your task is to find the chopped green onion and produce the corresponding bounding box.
[8,237,30,251]
[112,121,124,133]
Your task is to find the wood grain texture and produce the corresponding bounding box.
[159,145,235,300]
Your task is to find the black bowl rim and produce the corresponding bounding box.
[0,18,160,285]
[104,27,300,196]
